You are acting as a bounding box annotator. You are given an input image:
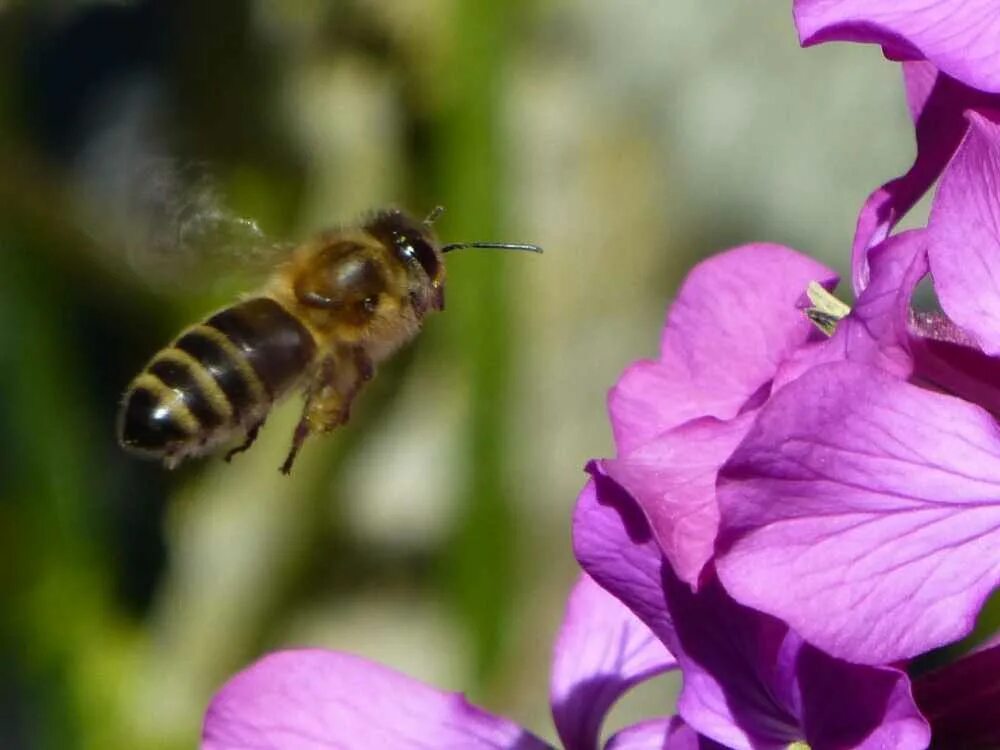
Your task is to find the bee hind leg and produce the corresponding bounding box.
[225,419,265,463]
[278,348,373,475]
[279,419,311,475]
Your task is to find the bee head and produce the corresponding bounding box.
[365,209,445,313]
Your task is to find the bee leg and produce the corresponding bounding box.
[313,348,373,430]
[224,419,264,463]
[279,419,311,475]
[279,357,336,474]
[278,348,372,474]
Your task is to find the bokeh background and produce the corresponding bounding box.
[0,2,918,748]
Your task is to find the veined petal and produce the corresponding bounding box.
[551,574,676,750]
[602,415,755,588]
[608,245,835,453]
[774,231,927,391]
[840,231,925,376]
[716,362,1000,664]
[809,225,1000,418]
[604,717,726,750]
[574,471,928,750]
[574,472,677,649]
[849,64,1000,290]
[794,0,1000,93]
[202,649,551,750]
[929,109,1000,357]
[914,643,1000,746]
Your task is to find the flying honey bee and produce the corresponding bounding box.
[117,208,542,474]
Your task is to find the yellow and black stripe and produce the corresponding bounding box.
[118,297,316,455]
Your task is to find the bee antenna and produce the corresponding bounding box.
[441,241,544,254]
[424,205,446,226]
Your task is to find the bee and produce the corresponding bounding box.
[117,208,542,474]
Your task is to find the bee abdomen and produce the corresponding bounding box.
[119,297,316,458]
[203,297,316,398]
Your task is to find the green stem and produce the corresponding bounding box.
[433,0,522,686]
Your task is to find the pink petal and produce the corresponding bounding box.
[794,0,1000,93]
[202,649,549,750]
[551,574,676,750]
[602,415,755,587]
[840,231,926,377]
[574,471,930,750]
[609,245,835,453]
[814,225,1000,419]
[774,231,927,391]
[928,109,1000,357]
[604,717,726,750]
[716,362,1000,664]
[849,64,999,291]
[911,329,1000,418]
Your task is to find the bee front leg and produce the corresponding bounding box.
[279,348,373,475]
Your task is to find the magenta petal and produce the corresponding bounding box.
[667,573,928,750]
[602,415,755,587]
[839,226,1000,417]
[794,0,1000,93]
[716,361,1000,664]
[838,231,926,377]
[608,245,835,453]
[609,360,717,456]
[602,720,671,750]
[202,649,550,750]
[604,717,726,750]
[776,231,927,391]
[602,719,672,750]
[573,475,767,749]
[929,110,1000,356]
[849,64,999,290]
[911,330,1000,418]
[550,574,676,750]
[914,644,1000,746]
[575,472,929,750]
[574,474,676,644]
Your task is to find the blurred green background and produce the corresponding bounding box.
[0,1,917,748]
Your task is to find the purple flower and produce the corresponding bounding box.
[575,469,930,749]
[714,359,1000,665]
[589,202,1000,725]
[792,0,1000,290]
[201,572,683,749]
[710,121,1000,667]
[603,243,837,587]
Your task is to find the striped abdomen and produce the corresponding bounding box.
[118,297,316,463]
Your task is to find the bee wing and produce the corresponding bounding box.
[73,155,291,290]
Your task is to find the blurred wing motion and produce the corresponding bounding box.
[73,153,290,288]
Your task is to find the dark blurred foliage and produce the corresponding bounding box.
[0,1,543,747]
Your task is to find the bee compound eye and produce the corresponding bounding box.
[362,296,379,313]
[398,241,417,264]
